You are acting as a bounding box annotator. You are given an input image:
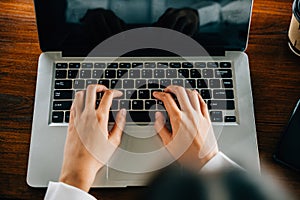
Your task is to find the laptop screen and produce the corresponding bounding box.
[34,0,253,56]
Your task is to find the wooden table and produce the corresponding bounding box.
[1,0,300,199]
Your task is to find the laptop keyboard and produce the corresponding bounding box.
[51,61,237,125]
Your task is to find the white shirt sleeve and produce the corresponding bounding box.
[44,181,97,200]
[200,151,243,173]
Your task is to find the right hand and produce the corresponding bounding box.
[153,85,219,171]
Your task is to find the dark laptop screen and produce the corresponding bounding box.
[34,0,253,56]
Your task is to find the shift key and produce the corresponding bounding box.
[53,101,72,110]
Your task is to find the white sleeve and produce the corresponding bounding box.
[44,181,97,200]
[200,151,243,173]
[196,2,221,26]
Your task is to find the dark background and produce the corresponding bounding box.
[0,0,300,199]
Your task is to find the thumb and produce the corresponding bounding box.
[109,109,126,146]
[154,112,172,145]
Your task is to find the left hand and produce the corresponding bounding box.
[59,85,126,192]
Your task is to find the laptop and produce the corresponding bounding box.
[27,0,260,187]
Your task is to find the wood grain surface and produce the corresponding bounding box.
[0,0,300,199]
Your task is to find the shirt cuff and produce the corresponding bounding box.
[45,181,97,200]
[200,151,243,173]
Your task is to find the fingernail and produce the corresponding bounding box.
[121,108,126,116]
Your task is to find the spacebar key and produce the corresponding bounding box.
[127,111,154,123]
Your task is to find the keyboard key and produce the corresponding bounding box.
[225,116,236,122]
[207,100,235,110]
[202,69,214,78]
[98,79,109,88]
[145,62,156,68]
[194,62,206,68]
[170,62,181,68]
[120,100,131,109]
[160,79,171,88]
[105,70,116,78]
[197,79,208,88]
[178,69,189,78]
[172,79,184,86]
[92,70,104,78]
[82,63,93,68]
[94,63,106,68]
[154,69,165,78]
[74,80,85,89]
[55,80,72,89]
[200,89,211,99]
[52,111,64,123]
[182,62,193,68]
[117,69,128,78]
[145,100,156,110]
[111,100,119,110]
[53,101,72,110]
[210,111,223,122]
[215,69,232,78]
[220,62,231,68]
[86,79,97,86]
[208,62,219,68]
[139,90,150,99]
[126,90,137,99]
[132,100,144,110]
[142,69,153,78]
[185,79,196,88]
[80,70,91,78]
[69,63,80,68]
[127,111,153,123]
[151,89,162,99]
[136,80,146,88]
[132,63,143,68]
[111,79,122,88]
[129,69,140,78]
[54,90,73,99]
[123,80,134,88]
[119,63,131,68]
[191,69,201,78]
[222,79,233,88]
[157,62,168,68]
[107,63,118,68]
[56,63,68,68]
[166,69,177,78]
[65,111,70,123]
[55,70,67,78]
[213,90,234,99]
[148,79,160,89]
[68,70,79,78]
[209,79,221,88]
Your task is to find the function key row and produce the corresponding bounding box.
[55,62,231,69]
[55,68,232,79]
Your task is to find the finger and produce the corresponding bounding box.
[109,109,126,146]
[198,93,209,119]
[85,84,108,110]
[164,85,193,111]
[97,90,123,123]
[154,112,172,145]
[153,91,180,117]
[186,89,201,111]
[73,91,85,116]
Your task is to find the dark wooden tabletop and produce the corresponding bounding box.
[1,0,300,199]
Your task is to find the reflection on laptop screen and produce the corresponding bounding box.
[35,0,252,54]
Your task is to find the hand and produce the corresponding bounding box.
[59,85,126,192]
[153,85,219,171]
[155,8,199,36]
